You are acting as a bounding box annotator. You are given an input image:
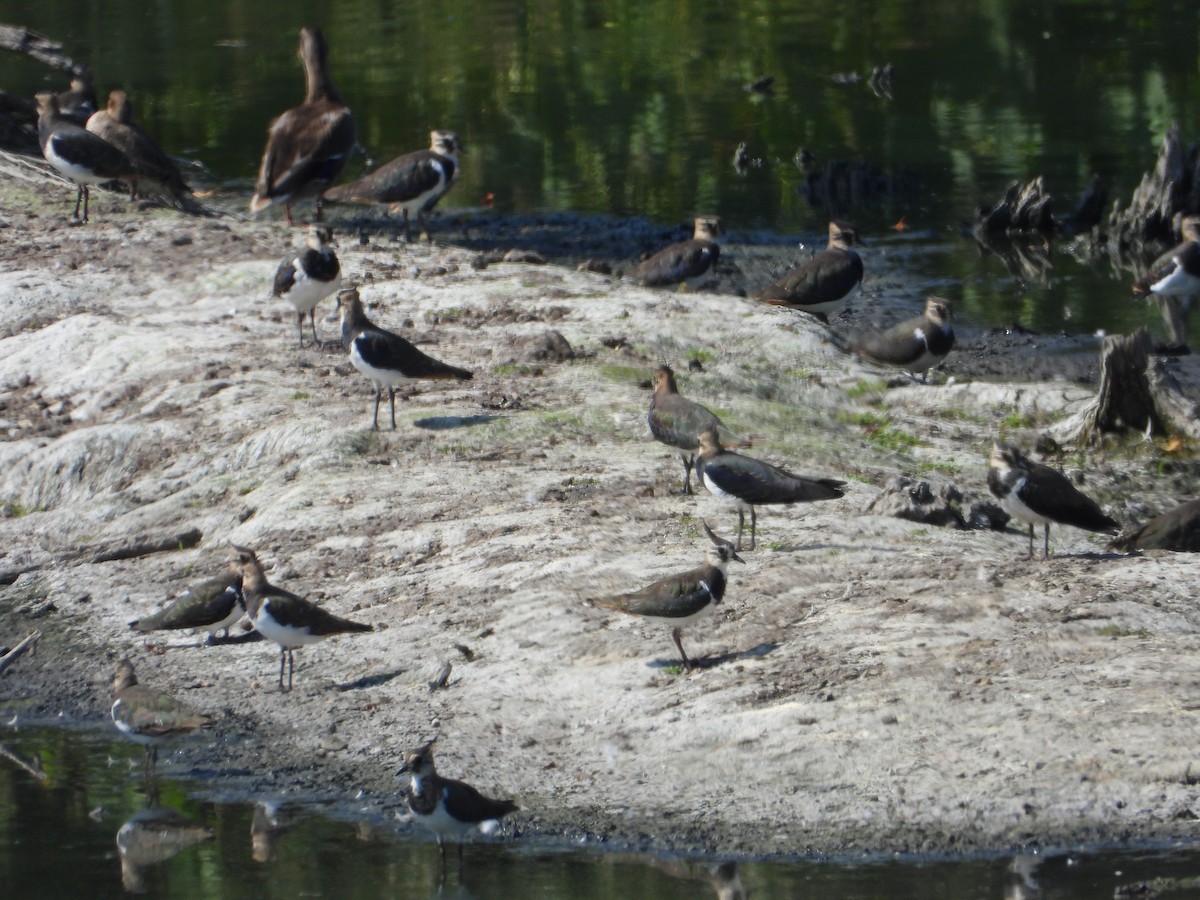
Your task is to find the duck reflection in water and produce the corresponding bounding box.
[116,806,212,893]
[642,856,746,900]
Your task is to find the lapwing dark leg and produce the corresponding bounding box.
[679,454,695,495]
[388,386,397,430]
[748,506,758,551]
[278,648,287,690]
[308,310,319,347]
[371,386,383,430]
[402,210,413,243]
[287,650,295,691]
[75,185,89,223]
[1026,524,1035,559]
[672,627,693,671]
[1043,524,1051,559]
[735,509,745,551]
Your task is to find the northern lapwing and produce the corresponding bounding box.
[987,442,1119,558]
[398,743,518,868]
[337,287,473,430]
[129,568,244,643]
[86,90,191,202]
[696,428,846,551]
[628,216,722,289]
[854,296,955,379]
[647,365,749,494]
[756,220,864,322]
[1132,216,1200,354]
[35,91,133,223]
[231,544,372,691]
[1108,498,1200,553]
[250,26,357,225]
[273,224,341,347]
[589,522,744,671]
[111,658,214,779]
[323,130,463,242]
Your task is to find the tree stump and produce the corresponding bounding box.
[1055,328,1200,442]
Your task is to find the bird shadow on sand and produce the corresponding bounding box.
[336,667,406,692]
[207,630,265,646]
[647,642,779,672]
[414,414,503,430]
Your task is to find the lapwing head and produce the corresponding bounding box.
[924,296,952,325]
[432,130,462,156]
[107,90,132,124]
[703,521,745,566]
[113,658,139,695]
[397,743,437,778]
[336,286,363,321]
[33,91,58,119]
[694,216,723,241]
[229,544,265,581]
[989,441,1024,472]
[306,224,333,250]
[828,220,864,248]
[653,365,679,395]
[697,427,724,455]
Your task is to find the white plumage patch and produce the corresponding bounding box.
[349,339,415,388]
[1150,259,1200,297]
[285,260,341,313]
[251,599,326,648]
[998,474,1052,527]
[44,137,112,185]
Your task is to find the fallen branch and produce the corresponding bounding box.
[0,24,88,76]
[86,527,203,563]
[0,629,41,675]
[0,742,48,781]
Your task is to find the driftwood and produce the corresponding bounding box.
[1055,329,1200,443]
[0,24,88,76]
[84,527,203,563]
[0,629,41,675]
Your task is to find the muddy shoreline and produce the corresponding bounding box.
[2,180,1200,861]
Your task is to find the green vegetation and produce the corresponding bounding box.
[1097,624,1152,639]
[846,379,888,400]
[598,364,646,383]
[838,411,922,452]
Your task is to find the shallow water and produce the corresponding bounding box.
[1,0,1199,341]
[2,725,1199,898]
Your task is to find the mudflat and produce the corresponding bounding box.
[2,180,1200,859]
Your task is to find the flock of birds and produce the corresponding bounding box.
[15,20,1200,870]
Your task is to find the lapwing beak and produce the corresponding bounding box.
[731,550,746,564]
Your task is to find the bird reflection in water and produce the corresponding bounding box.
[116,806,211,893]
